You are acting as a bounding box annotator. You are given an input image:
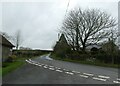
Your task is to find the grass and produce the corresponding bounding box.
[1,54,48,76]
[51,54,119,68]
[2,61,25,76]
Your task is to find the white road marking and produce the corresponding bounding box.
[26,60,34,64]
[28,59,31,61]
[57,68,61,69]
[43,66,48,68]
[93,77,106,81]
[30,60,36,63]
[83,73,94,76]
[113,81,120,84]
[38,65,42,67]
[49,66,54,67]
[25,60,29,62]
[72,71,80,73]
[79,74,89,78]
[65,72,74,75]
[34,63,39,66]
[39,63,44,65]
[63,69,69,71]
[56,70,63,72]
[49,68,55,70]
[98,75,110,79]
[117,78,120,81]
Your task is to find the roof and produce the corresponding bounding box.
[86,43,101,50]
[0,34,14,47]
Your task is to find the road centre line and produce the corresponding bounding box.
[83,73,94,76]
[65,72,74,75]
[55,67,61,69]
[34,63,40,66]
[113,80,120,84]
[26,60,34,64]
[27,59,110,82]
[117,78,120,81]
[93,77,106,81]
[49,66,54,67]
[28,59,31,61]
[98,75,110,79]
[49,68,55,70]
[44,65,48,66]
[38,64,42,67]
[56,70,63,72]
[63,69,69,71]
[43,66,48,68]
[72,71,80,73]
[79,74,89,78]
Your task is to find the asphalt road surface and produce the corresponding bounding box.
[3,54,120,84]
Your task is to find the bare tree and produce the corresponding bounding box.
[61,8,117,52]
[14,30,22,50]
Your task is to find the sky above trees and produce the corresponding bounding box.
[0,0,119,50]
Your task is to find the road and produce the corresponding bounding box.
[3,54,120,84]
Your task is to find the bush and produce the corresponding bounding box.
[6,55,17,62]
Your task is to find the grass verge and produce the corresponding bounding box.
[2,61,25,76]
[2,54,47,76]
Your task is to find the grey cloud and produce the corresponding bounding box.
[2,1,118,50]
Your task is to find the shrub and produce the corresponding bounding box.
[6,55,17,62]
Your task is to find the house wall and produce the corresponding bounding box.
[2,45,11,62]
[0,44,2,63]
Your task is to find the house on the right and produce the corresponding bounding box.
[86,40,119,53]
[101,40,119,53]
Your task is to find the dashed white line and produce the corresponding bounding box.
[43,66,48,68]
[83,73,94,76]
[49,68,55,70]
[57,68,61,69]
[63,69,69,71]
[34,63,40,66]
[40,63,44,65]
[56,70,63,72]
[113,80,120,84]
[44,65,47,66]
[98,75,110,79]
[72,71,80,73]
[28,59,31,61]
[93,77,106,81]
[117,78,120,81]
[49,66,54,67]
[65,72,74,75]
[79,74,89,78]
[38,65,42,67]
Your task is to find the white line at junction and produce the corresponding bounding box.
[79,74,89,78]
[56,70,63,72]
[65,72,74,75]
[113,80,120,84]
[93,77,106,81]
[117,78,120,81]
[83,73,94,76]
[43,66,48,68]
[98,75,110,79]
[72,71,80,73]
[49,68,55,70]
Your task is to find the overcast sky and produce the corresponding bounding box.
[0,0,119,50]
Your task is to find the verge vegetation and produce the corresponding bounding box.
[2,50,49,76]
